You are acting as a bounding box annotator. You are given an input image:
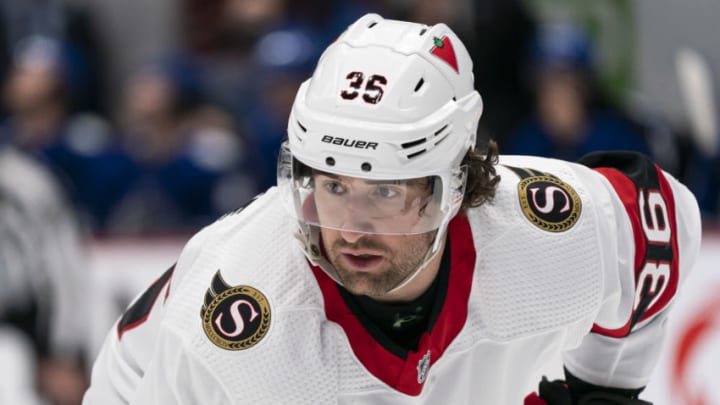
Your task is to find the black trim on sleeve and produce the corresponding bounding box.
[504,165,545,179]
[577,151,659,188]
[117,264,175,339]
[564,367,646,403]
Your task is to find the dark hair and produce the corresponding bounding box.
[460,139,500,212]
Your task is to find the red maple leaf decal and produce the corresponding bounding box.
[430,36,458,73]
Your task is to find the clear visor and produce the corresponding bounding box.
[278,144,466,235]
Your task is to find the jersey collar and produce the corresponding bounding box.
[308,214,476,396]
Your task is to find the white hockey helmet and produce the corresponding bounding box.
[278,14,482,289]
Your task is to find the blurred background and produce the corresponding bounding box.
[0,0,718,404]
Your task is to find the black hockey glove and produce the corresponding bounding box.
[524,376,653,405]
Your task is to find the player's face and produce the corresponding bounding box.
[321,227,434,298]
[313,173,435,297]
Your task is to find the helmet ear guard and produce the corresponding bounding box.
[279,13,482,293]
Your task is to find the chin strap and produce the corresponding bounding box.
[294,224,342,284]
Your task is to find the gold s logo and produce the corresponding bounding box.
[201,271,271,350]
[517,175,581,232]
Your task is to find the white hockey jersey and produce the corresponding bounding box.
[84,153,702,404]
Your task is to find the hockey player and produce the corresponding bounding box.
[84,14,702,404]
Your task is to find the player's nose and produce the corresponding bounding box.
[337,208,374,243]
[339,228,366,244]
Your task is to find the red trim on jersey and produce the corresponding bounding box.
[117,271,174,340]
[524,392,550,405]
[164,279,172,303]
[590,168,641,337]
[309,215,476,396]
[590,166,679,337]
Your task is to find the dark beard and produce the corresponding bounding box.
[327,233,434,297]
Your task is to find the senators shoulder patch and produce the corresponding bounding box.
[507,166,582,232]
[200,271,271,350]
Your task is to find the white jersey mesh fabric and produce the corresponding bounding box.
[465,156,605,342]
[162,188,363,403]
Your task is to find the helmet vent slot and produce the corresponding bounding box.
[434,133,449,146]
[434,124,448,136]
[414,78,425,92]
[419,27,428,36]
[434,124,451,146]
[407,149,427,159]
[368,21,378,28]
[297,121,307,132]
[401,138,427,149]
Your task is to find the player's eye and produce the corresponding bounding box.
[322,180,347,195]
[370,185,402,200]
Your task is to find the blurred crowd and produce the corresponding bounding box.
[1,0,718,236]
[1,0,719,403]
